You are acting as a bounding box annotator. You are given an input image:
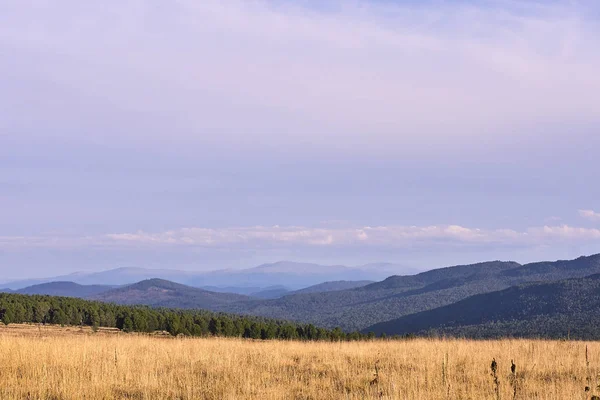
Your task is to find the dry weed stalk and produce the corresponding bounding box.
[587,345,592,392]
[509,359,517,400]
[370,360,380,386]
[490,358,500,400]
[369,360,383,399]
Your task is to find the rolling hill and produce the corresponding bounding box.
[365,273,600,339]
[91,279,252,309]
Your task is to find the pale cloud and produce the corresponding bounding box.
[531,225,600,240]
[579,210,600,222]
[3,224,599,251]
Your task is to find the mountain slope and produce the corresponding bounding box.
[365,273,600,339]
[16,281,113,298]
[219,255,600,331]
[200,285,291,298]
[292,280,374,295]
[218,261,524,330]
[92,279,252,309]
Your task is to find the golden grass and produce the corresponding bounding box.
[1,324,599,399]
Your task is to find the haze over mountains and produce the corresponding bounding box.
[0,261,408,291]
[1,279,376,304]
[14,282,114,298]
[5,254,600,338]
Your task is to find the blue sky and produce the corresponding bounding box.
[1,0,600,279]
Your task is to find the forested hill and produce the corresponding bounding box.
[0,292,364,341]
[219,254,600,331]
[91,279,251,309]
[366,273,600,339]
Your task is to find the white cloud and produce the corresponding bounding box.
[579,209,600,221]
[97,223,600,247]
[3,223,599,251]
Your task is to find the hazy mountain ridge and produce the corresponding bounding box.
[0,261,405,290]
[15,281,114,298]
[186,261,397,289]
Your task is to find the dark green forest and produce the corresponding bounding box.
[0,292,375,341]
[366,273,600,339]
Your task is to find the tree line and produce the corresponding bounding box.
[0,293,381,340]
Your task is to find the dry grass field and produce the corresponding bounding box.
[1,324,599,399]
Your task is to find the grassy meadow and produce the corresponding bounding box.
[1,324,599,399]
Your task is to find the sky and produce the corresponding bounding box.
[1,0,600,279]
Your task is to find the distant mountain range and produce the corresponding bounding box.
[4,254,600,338]
[0,261,411,291]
